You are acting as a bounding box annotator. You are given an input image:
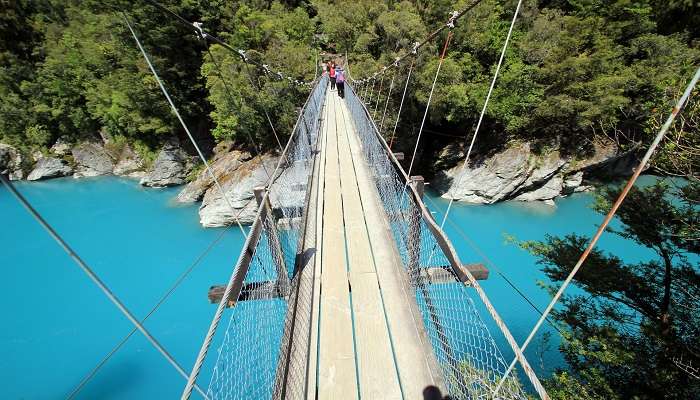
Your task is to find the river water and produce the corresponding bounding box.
[1,176,660,398]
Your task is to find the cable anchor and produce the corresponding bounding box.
[192,22,207,40]
[411,41,420,54]
[447,11,459,29]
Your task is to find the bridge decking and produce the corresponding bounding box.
[311,89,442,399]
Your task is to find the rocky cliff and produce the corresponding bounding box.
[433,139,640,205]
[176,146,278,227]
[0,144,25,180]
[5,136,194,183]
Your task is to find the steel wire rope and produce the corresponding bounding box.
[414,0,523,311]
[204,46,278,179]
[367,78,377,109]
[388,60,414,149]
[181,75,327,400]
[124,13,249,238]
[66,226,231,399]
[0,174,210,400]
[66,10,298,396]
[404,30,453,181]
[347,67,549,400]
[493,65,700,396]
[363,77,371,101]
[389,0,521,311]
[346,4,549,396]
[241,58,285,151]
[141,0,312,87]
[379,71,396,133]
[439,0,522,229]
[400,3,552,397]
[373,72,385,119]
[128,16,296,395]
[67,102,286,399]
[349,0,485,86]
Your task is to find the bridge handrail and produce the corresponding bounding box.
[182,75,328,400]
[345,81,544,399]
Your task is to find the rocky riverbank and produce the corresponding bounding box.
[0,136,198,185]
[432,139,642,205]
[1,135,645,227]
[175,142,278,227]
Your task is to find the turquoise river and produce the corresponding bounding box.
[1,176,660,399]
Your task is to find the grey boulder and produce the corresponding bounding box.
[140,141,190,187]
[27,157,73,181]
[72,142,114,177]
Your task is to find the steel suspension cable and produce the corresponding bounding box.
[66,226,231,399]
[373,72,385,119]
[141,0,311,87]
[205,47,274,180]
[181,75,325,400]
[405,30,453,179]
[350,0,484,86]
[124,13,248,238]
[440,0,522,230]
[363,78,371,101]
[0,174,210,400]
[367,78,377,108]
[68,29,290,398]
[241,59,284,151]
[389,60,414,149]
[379,72,396,133]
[494,65,700,396]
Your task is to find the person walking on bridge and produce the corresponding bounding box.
[329,62,336,91]
[336,66,345,99]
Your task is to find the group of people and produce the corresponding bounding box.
[325,61,345,98]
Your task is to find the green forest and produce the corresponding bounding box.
[2,0,698,172]
[1,0,699,399]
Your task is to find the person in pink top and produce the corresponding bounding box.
[329,62,336,91]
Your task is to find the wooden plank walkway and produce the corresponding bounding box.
[312,89,443,399]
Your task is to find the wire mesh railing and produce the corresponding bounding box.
[344,81,530,400]
[189,75,328,400]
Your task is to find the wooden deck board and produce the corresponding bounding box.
[335,94,403,399]
[317,90,358,400]
[336,94,446,397]
[313,89,443,399]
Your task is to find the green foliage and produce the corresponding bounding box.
[315,0,699,170]
[201,1,314,147]
[522,180,700,399]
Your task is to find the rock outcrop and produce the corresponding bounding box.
[177,149,250,203]
[184,154,278,227]
[435,139,639,204]
[113,145,146,178]
[50,137,71,156]
[436,142,568,204]
[140,140,191,187]
[0,143,24,180]
[27,157,73,181]
[72,142,114,177]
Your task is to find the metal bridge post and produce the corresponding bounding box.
[254,187,291,295]
[408,176,424,281]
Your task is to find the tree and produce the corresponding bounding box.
[521,180,700,399]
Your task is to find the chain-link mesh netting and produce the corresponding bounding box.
[344,82,528,400]
[205,76,327,400]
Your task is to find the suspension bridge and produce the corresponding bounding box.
[3,0,699,399]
